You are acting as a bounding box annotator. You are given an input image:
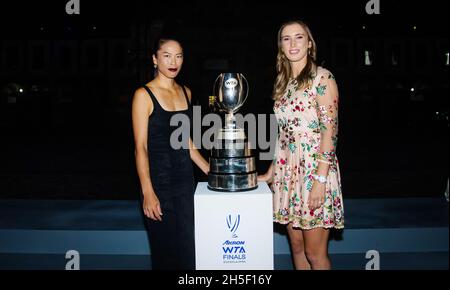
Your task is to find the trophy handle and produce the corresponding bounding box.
[213,73,224,109]
[240,73,249,108]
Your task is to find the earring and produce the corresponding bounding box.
[154,64,157,69]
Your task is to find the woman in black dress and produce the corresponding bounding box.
[132,37,209,270]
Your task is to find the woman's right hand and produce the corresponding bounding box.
[142,192,163,221]
[257,172,273,184]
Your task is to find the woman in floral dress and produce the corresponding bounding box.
[259,20,344,270]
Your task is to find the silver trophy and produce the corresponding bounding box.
[207,73,257,192]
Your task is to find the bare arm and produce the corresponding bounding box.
[131,88,162,221]
[189,138,209,175]
[258,162,274,183]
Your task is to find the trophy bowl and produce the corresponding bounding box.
[207,73,258,192]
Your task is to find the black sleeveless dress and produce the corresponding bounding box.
[142,85,195,270]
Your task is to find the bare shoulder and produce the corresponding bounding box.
[132,87,152,113]
[133,87,149,101]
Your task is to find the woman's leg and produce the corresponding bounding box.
[145,194,195,270]
[287,223,311,270]
[174,193,196,270]
[144,198,179,270]
[303,228,331,270]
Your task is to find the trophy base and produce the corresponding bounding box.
[208,124,256,192]
[209,156,256,174]
[207,172,258,192]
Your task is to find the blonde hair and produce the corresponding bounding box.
[272,20,317,101]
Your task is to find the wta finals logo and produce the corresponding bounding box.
[222,214,246,263]
[226,214,240,238]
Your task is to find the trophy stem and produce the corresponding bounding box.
[225,113,236,129]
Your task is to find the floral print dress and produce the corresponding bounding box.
[272,66,344,230]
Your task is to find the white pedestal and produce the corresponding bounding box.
[194,182,274,270]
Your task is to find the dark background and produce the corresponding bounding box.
[0,0,448,199]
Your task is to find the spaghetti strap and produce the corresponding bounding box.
[181,85,190,105]
[142,85,163,111]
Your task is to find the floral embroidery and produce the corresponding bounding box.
[316,84,327,96]
[272,67,344,230]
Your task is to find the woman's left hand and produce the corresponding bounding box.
[308,181,326,211]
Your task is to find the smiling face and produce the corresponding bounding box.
[152,40,183,79]
[280,23,312,63]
